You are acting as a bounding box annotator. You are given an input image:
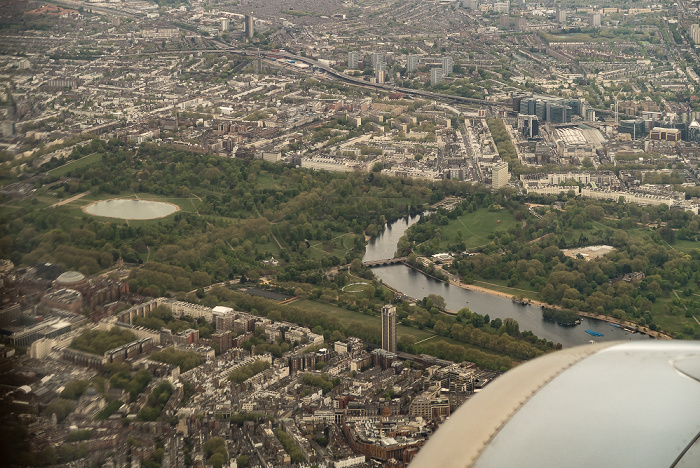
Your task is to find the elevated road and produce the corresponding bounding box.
[219,45,509,108]
[47,0,137,18]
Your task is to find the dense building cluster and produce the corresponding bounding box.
[2,0,700,465]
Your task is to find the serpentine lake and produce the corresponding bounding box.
[363,215,648,348]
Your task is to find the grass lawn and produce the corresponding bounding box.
[648,298,697,337]
[55,205,88,220]
[544,32,597,43]
[470,279,541,299]
[51,192,205,225]
[284,299,524,357]
[256,240,282,258]
[413,334,514,359]
[627,228,653,241]
[255,171,280,190]
[5,197,51,211]
[47,153,102,177]
[671,239,700,253]
[291,299,380,327]
[289,299,434,341]
[308,233,357,259]
[287,299,516,359]
[438,208,518,249]
[342,282,372,295]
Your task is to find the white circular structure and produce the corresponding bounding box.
[55,270,85,285]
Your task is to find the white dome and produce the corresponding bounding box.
[55,271,85,284]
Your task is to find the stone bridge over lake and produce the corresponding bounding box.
[362,257,407,267]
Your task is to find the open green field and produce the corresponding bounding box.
[57,192,204,225]
[47,153,103,177]
[288,299,514,358]
[308,233,357,260]
[342,282,372,294]
[440,208,518,249]
[255,171,281,190]
[649,298,699,337]
[413,334,514,360]
[588,219,700,253]
[670,239,700,253]
[290,299,434,341]
[471,280,540,299]
[543,33,597,43]
[255,240,283,259]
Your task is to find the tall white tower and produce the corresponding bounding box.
[492,161,510,189]
[245,14,254,39]
[442,56,454,76]
[348,51,359,69]
[407,54,419,73]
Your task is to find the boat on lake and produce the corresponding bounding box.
[586,330,604,337]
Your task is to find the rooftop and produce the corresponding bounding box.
[55,271,86,284]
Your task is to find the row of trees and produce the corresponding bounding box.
[201,286,550,371]
[70,327,137,355]
[203,437,228,468]
[95,400,123,420]
[542,308,581,326]
[60,379,89,400]
[301,372,341,394]
[275,429,305,464]
[105,364,152,401]
[228,359,270,384]
[133,304,214,339]
[149,348,203,373]
[137,381,173,421]
[486,118,518,172]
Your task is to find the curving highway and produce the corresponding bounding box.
[219,45,510,108]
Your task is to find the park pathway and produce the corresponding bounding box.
[49,190,91,208]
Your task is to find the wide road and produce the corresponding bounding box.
[47,0,137,18]
[209,42,509,108]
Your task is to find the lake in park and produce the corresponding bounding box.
[84,199,179,220]
[364,215,649,348]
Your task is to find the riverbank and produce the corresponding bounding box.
[423,261,673,340]
[365,215,656,347]
[403,260,449,283]
[444,273,672,340]
[429,261,555,308]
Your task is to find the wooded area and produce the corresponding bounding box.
[405,193,700,339]
[5,139,700,375]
